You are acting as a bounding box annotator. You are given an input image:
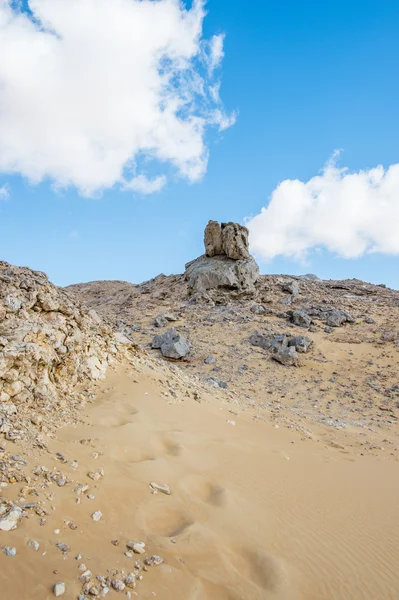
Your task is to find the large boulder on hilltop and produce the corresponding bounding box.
[185,254,259,294]
[0,261,125,417]
[187,220,258,295]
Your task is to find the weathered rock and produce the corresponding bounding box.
[250,304,267,315]
[288,336,313,353]
[91,511,102,521]
[204,355,216,365]
[325,309,354,327]
[185,255,259,294]
[151,328,189,359]
[144,555,164,566]
[299,273,320,281]
[272,346,299,367]
[249,332,288,352]
[2,546,16,557]
[27,539,39,551]
[150,482,171,495]
[204,221,224,257]
[0,261,126,434]
[126,541,145,554]
[221,222,249,260]
[282,280,299,295]
[0,505,22,531]
[53,582,65,597]
[288,309,312,328]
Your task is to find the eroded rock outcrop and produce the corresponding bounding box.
[186,221,259,294]
[0,262,125,426]
[204,220,249,260]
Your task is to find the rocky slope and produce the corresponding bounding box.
[67,223,399,454]
[0,261,130,445]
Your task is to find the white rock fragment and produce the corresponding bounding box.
[144,555,164,566]
[126,541,145,554]
[53,582,65,596]
[227,420,235,425]
[27,539,39,551]
[92,511,102,521]
[0,505,22,531]
[149,482,171,495]
[2,546,17,557]
[111,579,125,592]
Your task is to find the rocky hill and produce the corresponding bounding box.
[0,261,129,443]
[68,221,399,452]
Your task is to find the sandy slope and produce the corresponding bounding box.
[2,361,398,600]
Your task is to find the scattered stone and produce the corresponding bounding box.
[0,505,22,531]
[53,582,65,597]
[282,280,299,295]
[325,309,354,327]
[288,309,312,328]
[27,539,39,551]
[204,355,216,365]
[288,336,313,353]
[111,579,125,592]
[2,546,16,557]
[151,328,190,359]
[250,304,267,315]
[272,346,299,367]
[92,511,102,521]
[144,555,164,566]
[150,482,171,495]
[126,541,146,554]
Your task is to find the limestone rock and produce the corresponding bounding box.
[0,261,127,435]
[204,220,224,257]
[288,336,313,353]
[272,346,299,367]
[185,255,259,294]
[221,222,249,260]
[0,505,22,531]
[204,220,249,260]
[151,328,190,359]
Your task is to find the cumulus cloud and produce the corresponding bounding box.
[0,185,9,200]
[246,154,399,261]
[0,0,233,196]
[123,174,166,195]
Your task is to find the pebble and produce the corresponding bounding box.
[2,546,17,557]
[27,539,39,551]
[227,420,235,425]
[0,505,22,531]
[149,482,171,495]
[92,511,102,521]
[144,555,164,566]
[53,582,65,597]
[126,541,146,555]
[111,579,125,592]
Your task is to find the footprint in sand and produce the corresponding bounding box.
[180,474,228,508]
[139,501,194,537]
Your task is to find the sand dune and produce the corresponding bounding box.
[2,360,398,599]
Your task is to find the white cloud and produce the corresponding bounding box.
[246,153,399,261]
[0,0,233,196]
[123,174,166,194]
[208,34,225,73]
[0,185,9,200]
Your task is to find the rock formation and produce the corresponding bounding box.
[204,220,249,260]
[186,220,259,294]
[0,261,126,429]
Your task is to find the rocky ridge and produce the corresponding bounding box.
[0,261,130,444]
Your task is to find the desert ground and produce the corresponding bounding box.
[1,228,399,599]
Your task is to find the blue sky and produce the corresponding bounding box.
[1,0,399,288]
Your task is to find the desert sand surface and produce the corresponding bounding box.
[1,360,399,600]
